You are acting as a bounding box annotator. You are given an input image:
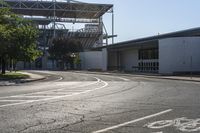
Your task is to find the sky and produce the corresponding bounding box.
[76,0,200,43]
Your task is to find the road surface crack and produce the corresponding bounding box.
[18,119,56,133]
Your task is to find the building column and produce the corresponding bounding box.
[102,48,108,71]
[42,55,48,70]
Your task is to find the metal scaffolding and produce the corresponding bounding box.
[0,0,114,69]
[1,0,114,49]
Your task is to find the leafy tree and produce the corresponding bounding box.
[48,38,83,69]
[0,7,41,74]
[74,55,81,70]
[0,8,13,74]
[12,22,41,61]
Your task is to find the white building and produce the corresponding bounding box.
[81,27,200,74]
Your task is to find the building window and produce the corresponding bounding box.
[138,48,158,60]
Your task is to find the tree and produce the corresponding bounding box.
[74,54,81,70]
[12,22,41,62]
[48,38,83,69]
[0,8,13,74]
[0,7,41,74]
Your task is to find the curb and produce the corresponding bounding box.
[0,77,46,86]
[17,71,47,84]
[146,76,200,82]
[17,77,46,83]
[0,71,47,86]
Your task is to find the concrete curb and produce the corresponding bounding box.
[137,76,200,82]
[0,72,46,86]
[16,77,46,83]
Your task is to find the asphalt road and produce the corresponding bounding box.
[0,70,200,133]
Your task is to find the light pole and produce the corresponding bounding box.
[70,53,76,70]
[53,0,56,38]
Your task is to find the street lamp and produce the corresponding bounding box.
[70,53,76,58]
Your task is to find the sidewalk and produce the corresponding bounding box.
[74,70,200,82]
[145,75,200,82]
[0,72,45,86]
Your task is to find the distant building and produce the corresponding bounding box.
[1,0,114,70]
[82,27,200,74]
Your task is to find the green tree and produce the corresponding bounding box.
[0,8,13,74]
[0,7,41,74]
[48,38,82,69]
[74,55,81,70]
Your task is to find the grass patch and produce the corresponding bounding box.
[0,72,29,80]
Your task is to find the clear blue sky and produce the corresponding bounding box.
[81,0,200,43]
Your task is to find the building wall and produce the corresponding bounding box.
[80,51,103,70]
[159,37,200,74]
[121,49,138,71]
[108,51,118,69]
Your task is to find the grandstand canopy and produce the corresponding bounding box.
[3,0,113,19]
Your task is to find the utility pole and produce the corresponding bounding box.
[112,7,114,44]
[53,0,56,38]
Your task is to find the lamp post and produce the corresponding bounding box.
[70,53,76,58]
[53,0,56,38]
[70,53,76,70]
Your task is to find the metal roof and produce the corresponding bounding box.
[99,27,200,49]
[24,17,52,25]
[3,0,113,19]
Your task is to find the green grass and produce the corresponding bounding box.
[0,72,29,80]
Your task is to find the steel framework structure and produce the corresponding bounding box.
[1,0,114,48]
[0,0,114,69]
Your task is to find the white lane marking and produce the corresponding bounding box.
[29,70,130,82]
[104,75,130,81]
[16,79,100,96]
[92,109,172,133]
[97,74,130,81]
[145,120,174,129]
[145,117,200,132]
[73,71,130,81]
[0,78,100,100]
[11,95,53,98]
[114,76,130,81]
[0,100,30,102]
[92,74,130,81]
[0,78,108,108]
[53,76,63,82]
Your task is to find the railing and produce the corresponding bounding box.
[132,66,159,73]
[108,65,159,73]
[108,66,125,71]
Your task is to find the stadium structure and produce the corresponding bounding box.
[0,0,114,69]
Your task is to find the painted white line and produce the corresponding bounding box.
[145,117,200,132]
[53,76,63,82]
[73,71,130,81]
[0,99,30,102]
[13,79,100,96]
[0,78,100,100]
[0,78,108,108]
[117,77,130,81]
[100,75,130,81]
[11,95,53,98]
[93,74,130,81]
[92,109,173,133]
